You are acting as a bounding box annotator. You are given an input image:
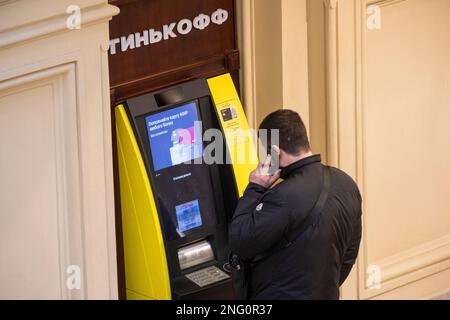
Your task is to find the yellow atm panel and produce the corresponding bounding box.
[208,74,258,196]
[116,105,171,300]
[116,74,256,300]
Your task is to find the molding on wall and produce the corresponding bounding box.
[323,0,339,167]
[366,0,407,7]
[100,39,120,300]
[373,266,450,300]
[0,0,19,5]
[323,0,338,10]
[236,0,257,130]
[354,0,368,301]
[0,63,86,299]
[432,290,450,300]
[0,3,119,49]
[371,235,450,291]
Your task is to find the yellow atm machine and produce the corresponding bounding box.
[115,74,257,300]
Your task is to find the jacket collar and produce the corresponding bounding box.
[280,154,322,179]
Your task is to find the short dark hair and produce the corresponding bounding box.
[259,109,311,155]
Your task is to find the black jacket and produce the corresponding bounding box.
[229,155,362,300]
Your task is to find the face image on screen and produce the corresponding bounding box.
[175,199,202,233]
[145,101,203,172]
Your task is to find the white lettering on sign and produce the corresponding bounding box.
[211,9,228,25]
[109,9,229,55]
[135,30,149,47]
[193,14,210,30]
[121,34,135,52]
[177,19,193,35]
[163,22,178,40]
[150,29,163,44]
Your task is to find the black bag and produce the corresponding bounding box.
[228,252,250,300]
[228,166,331,300]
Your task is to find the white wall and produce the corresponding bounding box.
[0,0,119,299]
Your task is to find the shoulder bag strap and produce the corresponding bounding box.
[251,165,332,264]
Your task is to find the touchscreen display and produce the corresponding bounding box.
[145,101,202,171]
[175,199,202,233]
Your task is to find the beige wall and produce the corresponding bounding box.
[0,0,119,299]
[237,0,310,130]
[252,0,284,126]
[281,0,310,133]
[240,0,450,299]
[361,0,450,299]
[306,0,328,161]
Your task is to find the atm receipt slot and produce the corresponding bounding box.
[178,240,215,271]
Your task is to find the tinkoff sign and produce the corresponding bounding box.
[109,9,229,55]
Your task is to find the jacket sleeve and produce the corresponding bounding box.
[229,183,290,261]
[339,211,362,285]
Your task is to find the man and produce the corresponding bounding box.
[229,109,362,300]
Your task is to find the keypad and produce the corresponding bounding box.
[185,266,230,287]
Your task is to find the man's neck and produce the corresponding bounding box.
[283,150,314,167]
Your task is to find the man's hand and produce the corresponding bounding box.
[249,154,281,188]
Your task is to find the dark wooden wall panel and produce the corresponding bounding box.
[109,0,239,104]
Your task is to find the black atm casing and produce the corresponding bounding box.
[123,79,239,299]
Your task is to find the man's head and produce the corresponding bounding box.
[259,109,311,167]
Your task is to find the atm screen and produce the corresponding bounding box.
[142,99,216,240]
[175,199,202,233]
[145,101,203,172]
